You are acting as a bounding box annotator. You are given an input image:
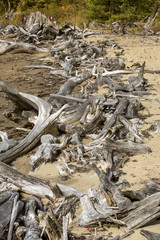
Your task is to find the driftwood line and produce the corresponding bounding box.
[0,11,160,239]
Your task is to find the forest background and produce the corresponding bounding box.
[0,0,160,28]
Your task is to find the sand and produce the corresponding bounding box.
[0,33,160,239]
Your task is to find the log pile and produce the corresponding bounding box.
[0,11,93,45]
[0,12,159,239]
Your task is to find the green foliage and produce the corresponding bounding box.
[85,0,157,23]
[0,0,159,26]
[85,1,110,22]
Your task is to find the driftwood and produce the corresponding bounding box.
[0,79,66,163]
[140,229,160,240]
[102,69,134,77]
[78,193,121,227]
[0,13,158,239]
[119,116,144,143]
[51,38,73,55]
[92,163,132,211]
[0,162,84,199]
[144,3,160,30]
[97,97,129,138]
[63,216,68,240]
[0,192,23,238]
[122,192,160,229]
[38,209,62,240]
[19,11,59,42]
[123,182,160,201]
[23,197,42,240]
[58,95,105,124]
[57,73,91,96]
[0,190,16,204]
[105,139,151,155]
[7,194,23,240]
[0,131,18,153]
[0,40,50,55]
[30,134,63,171]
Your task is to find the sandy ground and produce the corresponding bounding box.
[0,34,160,239]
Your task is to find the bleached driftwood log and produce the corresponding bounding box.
[78,192,124,227]
[51,38,73,55]
[0,40,50,55]
[57,73,91,96]
[0,162,84,199]
[25,11,59,38]
[25,11,48,33]
[122,192,160,229]
[48,73,92,108]
[23,197,43,240]
[0,79,66,163]
[58,95,105,124]
[102,69,134,77]
[105,139,151,155]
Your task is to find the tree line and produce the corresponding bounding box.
[0,0,159,25]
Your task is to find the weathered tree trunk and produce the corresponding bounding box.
[122,192,160,229]
[0,40,50,55]
[105,139,151,155]
[0,162,84,199]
